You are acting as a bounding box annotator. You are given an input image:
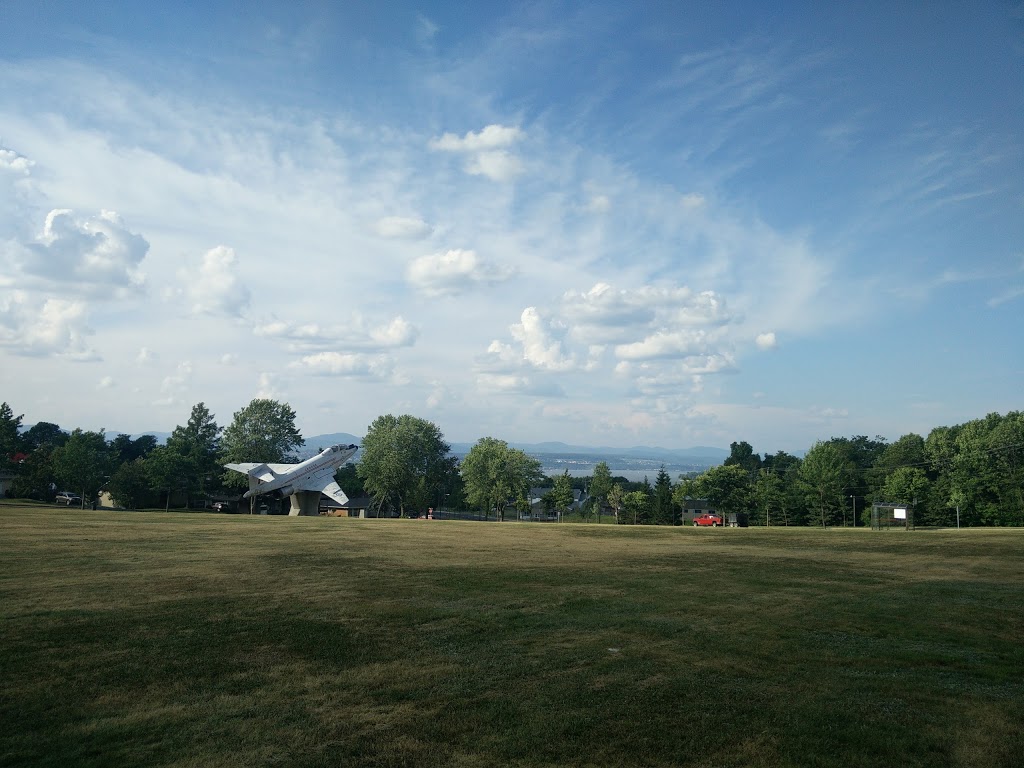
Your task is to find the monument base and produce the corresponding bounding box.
[289,491,322,516]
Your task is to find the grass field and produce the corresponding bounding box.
[2,506,1022,767]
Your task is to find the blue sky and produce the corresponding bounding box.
[1,1,1021,453]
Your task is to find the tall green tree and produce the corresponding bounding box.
[589,461,613,523]
[9,446,58,501]
[144,445,190,511]
[753,470,785,526]
[607,483,625,524]
[548,470,575,521]
[107,459,154,509]
[723,441,762,474]
[0,402,23,472]
[460,437,543,521]
[221,399,303,489]
[52,429,111,508]
[109,433,158,465]
[881,467,929,523]
[621,489,650,525]
[691,464,753,520]
[652,466,675,524]
[357,414,456,517]
[797,441,855,527]
[21,422,67,451]
[165,403,222,506]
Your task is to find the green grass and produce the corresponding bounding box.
[1,506,1022,767]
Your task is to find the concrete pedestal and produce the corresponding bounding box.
[289,491,322,516]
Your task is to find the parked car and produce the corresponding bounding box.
[211,501,232,513]
[55,491,82,506]
[693,512,723,527]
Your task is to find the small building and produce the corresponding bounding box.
[321,495,374,517]
[679,499,718,524]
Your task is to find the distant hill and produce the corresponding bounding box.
[297,432,362,459]
[302,433,726,469]
[450,440,727,463]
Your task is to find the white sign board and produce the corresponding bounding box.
[894,508,907,520]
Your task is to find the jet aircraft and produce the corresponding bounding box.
[225,443,358,513]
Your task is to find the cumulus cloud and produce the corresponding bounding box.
[98,376,114,389]
[755,332,777,349]
[465,151,522,181]
[475,372,565,397]
[0,292,98,359]
[154,361,192,406]
[478,307,584,379]
[406,249,515,296]
[429,124,525,181]
[561,284,732,346]
[136,346,157,364]
[290,351,394,379]
[181,245,251,317]
[21,209,148,293]
[372,216,433,240]
[430,124,523,152]
[255,371,284,400]
[615,328,718,360]
[0,147,33,174]
[254,313,417,352]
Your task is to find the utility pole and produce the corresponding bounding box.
[850,494,856,528]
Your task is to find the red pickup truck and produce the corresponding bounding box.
[693,513,723,527]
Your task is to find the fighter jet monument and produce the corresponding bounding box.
[225,443,359,516]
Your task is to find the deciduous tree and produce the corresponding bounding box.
[589,461,613,523]
[52,429,111,508]
[221,399,303,489]
[460,437,543,522]
[357,414,456,517]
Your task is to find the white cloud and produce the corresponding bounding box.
[369,316,417,347]
[253,313,417,352]
[429,124,525,181]
[21,209,148,293]
[154,361,193,407]
[755,332,777,349]
[0,292,98,359]
[406,249,515,296]
[373,216,432,240]
[430,124,523,152]
[475,372,564,397]
[615,328,717,360]
[255,371,284,400]
[290,351,394,378]
[509,307,576,372]
[465,150,522,181]
[181,245,251,317]
[98,376,114,389]
[0,147,33,174]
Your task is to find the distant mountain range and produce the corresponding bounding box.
[118,429,727,473]
[299,433,727,472]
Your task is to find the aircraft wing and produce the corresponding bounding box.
[224,462,298,482]
[290,465,338,494]
[320,481,349,506]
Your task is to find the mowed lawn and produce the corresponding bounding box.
[1,507,1022,767]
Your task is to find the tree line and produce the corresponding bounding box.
[2,400,1021,526]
